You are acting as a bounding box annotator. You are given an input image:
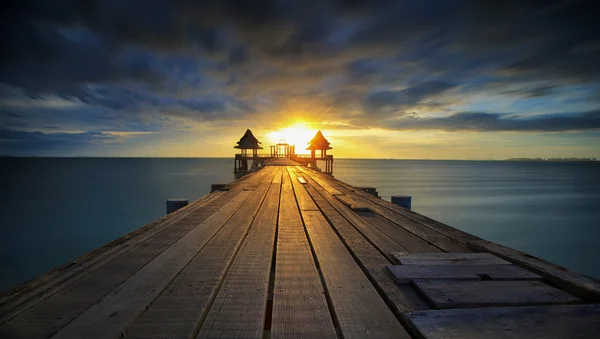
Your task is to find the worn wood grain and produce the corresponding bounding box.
[0,171,262,318]
[301,210,409,339]
[387,264,542,284]
[297,167,470,253]
[299,168,342,196]
[196,170,281,338]
[408,304,600,339]
[50,187,258,339]
[469,239,600,302]
[0,174,271,339]
[271,171,336,339]
[359,213,442,253]
[302,167,482,245]
[392,252,511,266]
[300,175,430,313]
[286,168,320,211]
[414,280,580,309]
[299,172,403,263]
[121,168,278,339]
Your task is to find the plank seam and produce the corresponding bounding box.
[297,170,426,334]
[299,167,459,253]
[188,169,277,339]
[299,171,399,262]
[286,168,343,339]
[263,169,283,338]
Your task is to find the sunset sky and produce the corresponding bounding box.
[1,1,599,159]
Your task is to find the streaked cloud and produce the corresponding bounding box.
[0,0,599,157]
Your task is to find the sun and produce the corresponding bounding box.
[267,123,315,154]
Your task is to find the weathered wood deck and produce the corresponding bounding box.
[1,166,599,338]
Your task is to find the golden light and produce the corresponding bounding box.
[267,123,315,154]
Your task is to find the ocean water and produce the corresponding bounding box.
[1,158,599,292]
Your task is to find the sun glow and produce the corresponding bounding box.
[267,123,315,154]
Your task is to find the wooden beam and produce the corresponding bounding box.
[413,280,580,309]
[301,210,410,338]
[387,264,542,284]
[408,305,600,339]
[0,170,273,339]
[299,173,430,315]
[121,168,278,339]
[51,168,277,339]
[469,239,600,302]
[271,171,336,339]
[359,213,442,253]
[197,169,282,338]
[391,252,511,266]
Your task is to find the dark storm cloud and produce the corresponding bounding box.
[388,110,600,132]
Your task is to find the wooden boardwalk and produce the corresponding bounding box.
[1,166,599,338]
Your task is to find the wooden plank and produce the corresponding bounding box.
[287,168,320,211]
[413,280,580,309]
[0,168,266,323]
[469,239,600,302]
[300,167,482,245]
[297,167,342,196]
[408,304,600,339]
[299,172,405,262]
[121,168,278,339]
[387,265,542,284]
[359,213,442,253]
[392,252,511,266]
[49,189,256,339]
[196,170,282,338]
[301,210,409,338]
[348,193,470,253]
[297,167,470,253]
[271,171,336,339]
[335,194,373,212]
[300,178,430,314]
[0,190,252,339]
[0,178,267,339]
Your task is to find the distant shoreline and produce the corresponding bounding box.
[504,157,598,162]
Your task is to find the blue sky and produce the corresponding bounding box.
[1,0,599,158]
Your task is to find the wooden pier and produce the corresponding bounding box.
[1,166,599,338]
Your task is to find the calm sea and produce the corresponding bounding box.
[1,158,599,292]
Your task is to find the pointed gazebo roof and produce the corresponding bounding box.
[306,130,332,150]
[234,129,263,149]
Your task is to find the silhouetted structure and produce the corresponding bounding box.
[233,129,334,176]
[306,130,334,173]
[270,139,293,158]
[234,129,263,173]
[307,130,332,158]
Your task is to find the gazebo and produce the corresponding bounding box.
[234,129,263,172]
[307,130,332,159]
[306,130,334,174]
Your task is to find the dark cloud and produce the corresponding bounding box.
[0,128,118,155]
[362,81,456,112]
[388,110,600,132]
[502,85,556,98]
[1,0,600,156]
